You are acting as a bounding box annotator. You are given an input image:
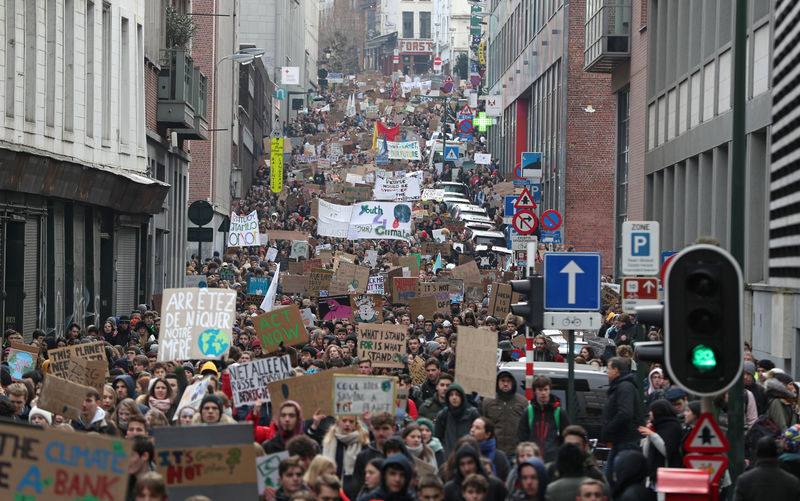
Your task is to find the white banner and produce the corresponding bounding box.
[422,189,445,201]
[229,210,260,247]
[317,199,353,238]
[375,139,422,160]
[485,95,504,117]
[229,355,293,407]
[281,67,300,85]
[345,173,366,184]
[474,153,492,165]
[373,175,421,201]
[348,201,412,241]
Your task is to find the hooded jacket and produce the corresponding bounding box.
[72,406,117,435]
[434,383,480,456]
[517,393,569,463]
[508,457,548,501]
[765,378,799,432]
[114,374,138,399]
[601,372,644,445]
[358,454,417,501]
[263,400,304,454]
[613,450,655,501]
[443,444,507,501]
[643,400,684,485]
[481,370,527,456]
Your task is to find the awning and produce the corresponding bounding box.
[366,32,398,49]
[0,147,170,215]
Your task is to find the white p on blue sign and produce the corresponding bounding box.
[622,221,660,275]
[543,252,601,311]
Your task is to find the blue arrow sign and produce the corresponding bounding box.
[504,196,517,217]
[543,252,601,311]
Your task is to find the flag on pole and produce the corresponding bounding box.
[259,262,281,313]
[432,253,443,273]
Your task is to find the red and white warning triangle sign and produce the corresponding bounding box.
[683,454,729,484]
[684,413,729,453]
[460,104,473,116]
[514,187,538,210]
[445,74,454,83]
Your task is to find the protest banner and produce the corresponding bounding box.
[302,258,323,274]
[333,375,396,416]
[281,274,309,295]
[245,294,265,309]
[392,277,417,304]
[173,377,212,421]
[421,188,445,200]
[356,323,406,368]
[328,261,370,295]
[153,424,256,498]
[488,282,513,318]
[267,366,358,419]
[229,355,293,407]
[265,230,310,242]
[7,342,38,379]
[0,421,131,500]
[342,184,372,202]
[248,276,271,295]
[158,288,236,361]
[474,153,492,164]
[409,296,437,321]
[375,139,422,160]
[38,374,92,421]
[373,175,422,201]
[348,201,412,241]
[308,268,333,297]
[455,327,498,396]
[319,295,353,320]
[48,341,109,379]
[317,199,353,238]
[290,241,309,259]
[254,305,309,354]
[228,210,260,247]
[350,294,384,323]
[366,274,385,295]
[256,451,290,494]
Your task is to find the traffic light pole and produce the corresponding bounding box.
[567,329,575,423]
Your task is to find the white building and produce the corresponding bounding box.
[0,0,169,336]
[379,0,433,75]
[433,0,470,74]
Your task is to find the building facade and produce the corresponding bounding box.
[0,0,169,337]
[485,0,617,274]
[433,0,470,75]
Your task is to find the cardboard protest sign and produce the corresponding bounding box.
[333,375,396,416]
[248,276,271,295]
[256,451,290,494]
[158,288,236,361]
[254,305,309,354]
[173,377,212,421]
[265,230,310,242]
[366,274,385,295]
[350,294,384,323]
[48,341,109,379]
[399,255,420,277]
[245,294,265,309]
[348,201,413,241]
[319,295,353,320]
[63,358,108,392]
[302,258,323,274]
[281,274,309,295]
[356,323,407,368]
[7,342,38,379]
[488,283,512,318]
[392,277,417,303]
[421,242,451,257]
[308,268,334,297]
[229,210,260,247]
[267,366,358,418]
[328,262,370,295]
[38,374,92,422]
[450,261,482,285]
[342,184,372,202]
[455,327,498,396]
[0,421,131,500]
[409,295,437,320]
[229,355,293,407]
[288,261,304,275]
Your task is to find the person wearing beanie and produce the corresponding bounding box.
[28,407,53,427]
[734,436,800,500]
[433,382,480,456]
[481,370,527,457]
[424,341,441,358]
[744,361,768,416]
[757,359,776,381]
[765,371,799,432]
[779,424,800,481]
[193,394,234,424]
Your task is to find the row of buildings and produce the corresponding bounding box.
[0,0,321,337]
[482,0,800,373]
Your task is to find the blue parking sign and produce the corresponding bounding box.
[543,253,601,311]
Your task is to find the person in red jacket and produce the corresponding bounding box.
[247,399,277,444]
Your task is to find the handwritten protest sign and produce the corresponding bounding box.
[158,288,236,361]
[8,342,38,379]
[229,210,260,247]
[488,283,512,318]
[356,323,407,368]
[248,276,271,295]
[256,451,290,494]
[229,355,293,407]
[450,261,481,285]
[421,188,445,200]
[290,240,309,259]
[392,277,417,303]
[0,421,131,500]
[348,201,412,241]
[367,275,385,295]
[48,341,109,379]
[38,374,92,422]
[267,366,358,418]
[399,255,420,277]
[173,377,212,421]
[154,435,256,490]
[281,274,309,295]
[319,295,353,320]
[333,375,396,416]
[328,262,370,295]
[455,327,498,396]
[373,175,422,201]
[317,199,353,238]
[350,294,384,323]
[65,358,108,392]
[254,305,309,354]
[308,269,333,297]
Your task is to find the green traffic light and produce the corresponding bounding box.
[691,344,718,371]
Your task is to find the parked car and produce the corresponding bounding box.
[465,229,507,248]
[434,181,472,200]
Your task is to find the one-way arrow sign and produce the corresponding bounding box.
[621,276,660,313]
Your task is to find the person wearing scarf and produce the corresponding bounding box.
[638,399,683,490]
[469,417,510,481]
[322,415,369,500]
[263,400,304,454]
[434,383,480,456]
[416,418,446,466]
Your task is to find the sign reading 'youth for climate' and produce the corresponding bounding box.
[228,210,261,247]
[158,288,236,361]
[348,202,412,241]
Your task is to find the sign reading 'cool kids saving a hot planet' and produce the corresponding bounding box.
[348,202,412,241]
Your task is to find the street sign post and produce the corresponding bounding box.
[543,312,603,330]
[622,221,660,275]
[683,454,729,485]
[444,145,459,162]
[540,230,562,243]
[621,277,659,312]
[512,210,538,235]
[543,253,601,311]
[684,413,730,453]
[540,209,562,231]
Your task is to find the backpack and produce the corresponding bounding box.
[744,414,780,460]
[527,403,560,437]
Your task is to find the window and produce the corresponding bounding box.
[616,93,630,274]
[46,0,56,127]
[102,2,111,141]
[120,17,129,144]
[702,60,715,122]
[402,12,414,39]
[689,71,700,128]
[24,0,37,122]
[86,1,95,137]
[5,0,15,117]
[419,12,431,39]
[64,0,74,131]
[752,25,770,96]
[717,50,731,112]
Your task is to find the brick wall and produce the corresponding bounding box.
[626,0,649,221]
[144,62,159,133]
[188,0,216,203]
[565,0,617,274]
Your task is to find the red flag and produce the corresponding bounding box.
[376,121,400,141]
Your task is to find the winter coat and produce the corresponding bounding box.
[601,372,644,445]
[72,407,117,435]
[733,459,800,501]
[612,450,656,501]
[434,383,480,456]
[517,394,569,463]
[642,400,684,486]
[357,454,418,501]
[544,476,589,501]
[765,378,799,432]
[418,396,446,422]
[507,458,549,501]
[353,442,384,493]
[418,378,438,403]
[481,370,527,456]
[443,445,507,501]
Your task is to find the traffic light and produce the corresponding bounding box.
[634,305,665,362]
[510,277,544,331]
[665,244,743,396]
